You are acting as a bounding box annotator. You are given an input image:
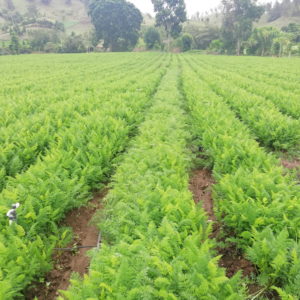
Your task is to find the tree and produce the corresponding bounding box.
[89,0,143,52]
[151,0,187,49]
[184,23,219,50]
[29,29,59,51]
[144,27,161,49]
[221,0,264,55]
[62,32,86,53]
[249,27,280,56]
[9,32,19,54]
[208,39,224,54]
[282,23,300,43]
[272,32,293,56]
[179,33,193,51]
[54,21,65,32]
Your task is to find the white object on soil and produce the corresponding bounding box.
[6,203,20,225]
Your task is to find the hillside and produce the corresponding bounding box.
[1,0,299,41]
[258,14,300,28]
[189,13,300,30]
[0,0,157,42]
[0,0,92,38]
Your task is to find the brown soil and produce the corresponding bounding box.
[24,190,107,300]
[189,169,256,279]
[189,169,215,221]
[281,159,300,169]
[217,242,256,278]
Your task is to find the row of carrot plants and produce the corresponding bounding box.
[184,56,300,151]
[211,63,300,118]
[0,55,167,299]
[192,56,300,119]
[213,61,300,95]
[181,58,300,299]
[0,54,165,192]
[196,55,300,93]
[200,55,300,84]
[0,53,160,128]
[0,53,148,95]
[61,62,246,300]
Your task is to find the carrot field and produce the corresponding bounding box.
[1,53,300,299]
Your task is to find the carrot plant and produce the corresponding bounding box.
[0,54,165,192]
[181,58,300,298]
[0,53,159,129]
[0,53,168,299]
[62,62,245,300]
[212,60,300,95]
[185,56,300,150]
[191,55,300,118]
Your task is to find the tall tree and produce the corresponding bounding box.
[144,27,161,49]
[272,33,293,56]
[9,32,19,54]
[184,23,220,50]
[249,27,280,56]
[179,33,193,51]
[221,0,264,55]
[282,23,300,42]
[151,0,187,49]
[89,0,142,51]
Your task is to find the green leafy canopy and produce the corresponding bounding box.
[89,0,143,51]
[151,0,187,38]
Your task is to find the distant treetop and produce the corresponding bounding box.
[89,0,143,51]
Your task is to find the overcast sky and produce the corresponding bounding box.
[128,0,275,17]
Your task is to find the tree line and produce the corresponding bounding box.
[209,0,300,56]
[0,0,190,55]
[186,0,300,56]
[1,0,300,56]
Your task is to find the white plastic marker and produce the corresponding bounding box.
[6,203,20,225]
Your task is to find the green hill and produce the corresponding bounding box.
[258,14,300,29]
[0,0,157,42]
[1,0,299,44]
[0,0,92,39]
[188,14,300,31]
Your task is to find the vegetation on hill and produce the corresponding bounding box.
[0,0,299,55]
[0,0,93,54]
[183,0,300,56]
[89,0,143,51]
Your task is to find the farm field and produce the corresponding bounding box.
[0,53,300,299]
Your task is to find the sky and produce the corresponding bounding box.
[128,0,275,17]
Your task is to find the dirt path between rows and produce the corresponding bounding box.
[189,169,256,280]
[25,190,107,300]
[281,159,300,185]
[281,159,300,169]
[189,169,216,221]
